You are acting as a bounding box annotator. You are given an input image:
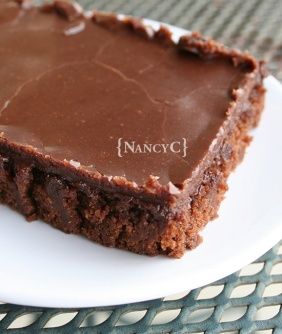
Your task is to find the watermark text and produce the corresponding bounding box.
[117,138,188,158]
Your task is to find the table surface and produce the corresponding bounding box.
[1,1,282,333]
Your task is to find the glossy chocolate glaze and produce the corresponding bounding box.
[0,1,249,186]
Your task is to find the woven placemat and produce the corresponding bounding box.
[1,1,282,333]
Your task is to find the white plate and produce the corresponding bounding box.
[1,21,282,308]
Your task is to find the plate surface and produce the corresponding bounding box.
[1,21,282,308]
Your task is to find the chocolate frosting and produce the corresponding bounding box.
[0,1,252,186]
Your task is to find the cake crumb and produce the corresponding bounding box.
[69,159,81,168]
[168,182,181,195]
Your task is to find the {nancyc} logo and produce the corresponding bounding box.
[117,138,188,158]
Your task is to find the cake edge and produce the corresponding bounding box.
[0,83,265,257]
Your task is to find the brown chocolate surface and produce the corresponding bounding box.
[0,1,249,186]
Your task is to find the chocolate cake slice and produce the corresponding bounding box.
[0,0,266,257]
